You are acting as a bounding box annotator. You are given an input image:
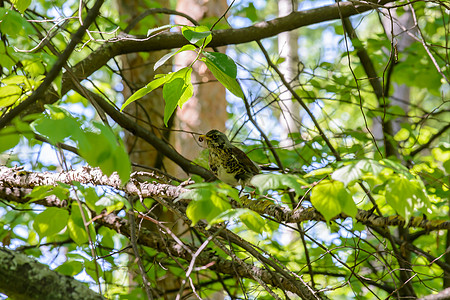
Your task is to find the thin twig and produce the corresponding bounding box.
[175,225,225,300]
[0,0,105,130]
[256,40,341,161]
[128,205,154,300]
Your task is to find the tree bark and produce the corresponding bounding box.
[0,248,103,300]
[168,0,228,179]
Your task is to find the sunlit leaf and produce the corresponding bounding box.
[210,208,265,234]
[0,8,33,37]
[183,184,232,226]
[55,261,83,276]
[332,159,385,187]
[11,0,32,14]
[78,123,131,183]
[33,207,69,240]
[162,67,193,126]
[154,44,196,71]
[30,105,83,144]
[250,173,308,196]
[385,175,432,220]
[311,180,357,222]
[68,203,95,246]
[0,85,22,107]
[121,74,173,111]
[0,126,21,152]
[182,25,212,46]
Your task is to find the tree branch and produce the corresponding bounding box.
[0,0,396,128]
[0,248,103,300]
[0,0,105,130]
[1,166,448,230]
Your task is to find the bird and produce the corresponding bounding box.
[199,129,260,187]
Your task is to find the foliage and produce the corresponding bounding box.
[0,0,449,299]
[120,25,244,123]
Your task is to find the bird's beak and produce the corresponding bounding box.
[198,134,209,142]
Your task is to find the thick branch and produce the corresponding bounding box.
[96,212,317,297]
[75,88,215,180]
[0,167,317,297]
[0,248,103,300]
[0,0,396,128]
[1,166,448,231]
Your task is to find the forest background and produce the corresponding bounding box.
[0,0,449,299]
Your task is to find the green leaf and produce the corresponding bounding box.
[387,105,406,117]
[0,126,21,152]
[380,159,414,179]
[68,203,95,246]
[81,187,100,213]
[55,260,83,276]
[250,174,308,196]
[203,52,237,78]
[243,3,258,22]
[31,116,79,144]
[78,123,131,183]
[305,167,334,178]
[11,0,31,14]
[0,47,17,70]
[98,227,116,249]
[121,74,173,111]
[444,159,450,175]
[0,85,22,107]
[385,175,431,220]
[82,258,101,282]
[0,8,33,37]
[95,194,126,214]
[50,185,71,201]
[23,59,45,77]
[240,209,266,233]
[30,105,83,144]
[182,25,212,46]
[186,199,211,226]
[25,185,53,201]
[311,180,357,223]
[26,185,70,204]
[210,208,265,234]
[162,67,193,126]
[338,186,358,219]
[154,44,196,71]
[332,159,385,187]
[183,185,231,226]
[33,207,69,240]
[203,57,244,99]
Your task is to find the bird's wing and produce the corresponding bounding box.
[231,147,260,175]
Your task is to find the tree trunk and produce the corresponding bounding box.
[118,0,184,296]
[168,0,228,179]
[119,1,172,169]
[278,0,302,146]
[118,0,228,297]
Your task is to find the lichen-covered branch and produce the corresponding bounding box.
[0,248,103,300]
[1,166,448,231]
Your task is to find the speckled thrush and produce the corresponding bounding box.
[199,129,260,186]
